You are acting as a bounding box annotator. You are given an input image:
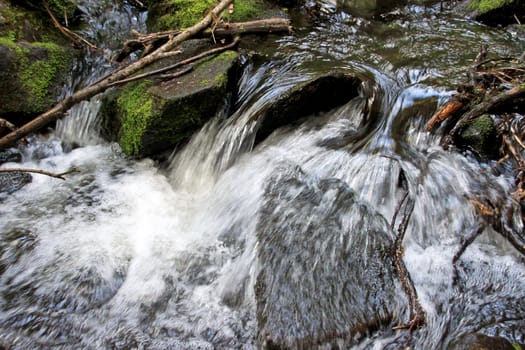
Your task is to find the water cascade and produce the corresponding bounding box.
[0,1,524,349]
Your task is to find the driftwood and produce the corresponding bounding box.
[0,167,79,180]
[114,18,291,62]
[0,0,235,151]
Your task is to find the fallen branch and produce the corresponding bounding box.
[114,18,291,62]
[391,194,425,332]
[108,36,240,88]
[0,0,234,151]
[444,83,525,147]
[45,3,98,50]
[0,167,79,180]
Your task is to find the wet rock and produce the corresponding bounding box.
[457,114,499,158]
[0,149,22,164]
[101,49,240,157]
[0,172,32,195]
[448,333,519,350]
[255,165,404,349]
[339,0,408,18]
[253,72,361,145]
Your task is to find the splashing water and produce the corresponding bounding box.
[1,2,524,349]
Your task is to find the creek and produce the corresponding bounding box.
[0,1,524,349]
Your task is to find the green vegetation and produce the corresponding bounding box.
[117,80,155,156]
[469,0,514,14]
[150,0,265,31]
[19,42,72,111]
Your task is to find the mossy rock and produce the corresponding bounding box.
[457,114,499,158]
[0,38,75,121]
[0,0,78,125]
[467,0,525,26]
[102,50,239,157]
[146,0,282,32]
[339,0,408,18]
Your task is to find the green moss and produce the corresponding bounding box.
[152,0,265,31]
[117,80,155,156]
[18,42,72,111]
[46,0,78,20]
[197,50,237,88]
[468,0,514,14]
[512,344,522,350]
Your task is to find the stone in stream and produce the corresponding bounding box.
[255,165,406,349]
[253,72,362,146]
[100,45,240,157]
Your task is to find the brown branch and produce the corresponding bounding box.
[108,37,239,88]
[45,3,82,48]
[447,84,525,142]
[114,18,291,62]
[0,0,234,151]
[0,167,79,180]
[391,196,425,332]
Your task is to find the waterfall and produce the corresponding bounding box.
[0,1,524,349]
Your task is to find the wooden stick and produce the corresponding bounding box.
[0,0,234,151]
[0,167,79,180]
[108,37,239,87]
[391,196,425,332]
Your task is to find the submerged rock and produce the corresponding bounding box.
[0,172,32,195]
[101,50,240,157]
[253,72,361,145]
[448,333,520,350]
[255,165,404,349]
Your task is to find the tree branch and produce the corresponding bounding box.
[0,167,79,180]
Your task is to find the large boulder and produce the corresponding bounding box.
[100,48,240,157]
[255,165,405,349]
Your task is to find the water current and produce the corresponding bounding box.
[1,1,524,349]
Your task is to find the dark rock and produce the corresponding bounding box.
[100,50,240,157]
[448,333,519,350]
[339,0,408,18]
[0,149,22,164]
[255,165,404,349]
[457,114,499,158]
[253,72,361,145]
[0,172,32,195]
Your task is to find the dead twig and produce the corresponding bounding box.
[391,195,425,332]
[108,37,239,88]
[44,3,98,50]
[0,167,79,180]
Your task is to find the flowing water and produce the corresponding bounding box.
[1,1,525,349]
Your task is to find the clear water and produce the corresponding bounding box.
[1,1,524,349]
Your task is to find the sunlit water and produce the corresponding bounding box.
[1,2,524,349]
